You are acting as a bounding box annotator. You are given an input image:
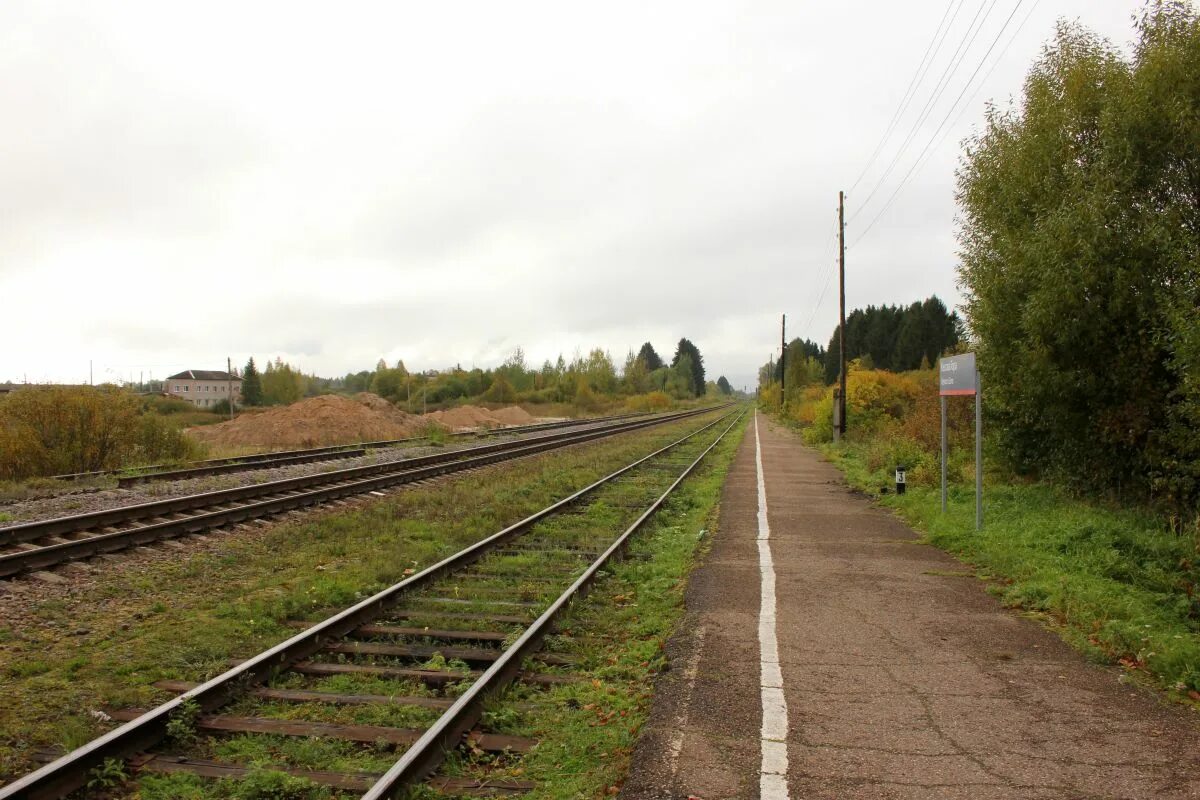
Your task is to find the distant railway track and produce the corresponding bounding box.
[51,411,649,487]
[0,406,726,579]
[1,405,744,799]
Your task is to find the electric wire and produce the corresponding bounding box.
[849,0,1028,248]
[847,0,962,195]
[799,218,841,341]
[924,0,1040,159]
[849,0,999,222]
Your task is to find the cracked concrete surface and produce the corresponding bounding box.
[622,415,1200,799]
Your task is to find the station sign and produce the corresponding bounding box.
[939,353,977,396]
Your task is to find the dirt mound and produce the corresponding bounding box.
[426,405,503,430]
[425,404,542,430]
[188,393,437,449]
[489,405,536,425]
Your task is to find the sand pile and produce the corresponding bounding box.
[489,405,536,425]
[425,404,537,430]
[188,393,438,449]
[425,405,503,430]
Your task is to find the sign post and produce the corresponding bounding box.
[939,353,982,530]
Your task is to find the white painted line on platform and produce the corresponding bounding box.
[755,412,791,799]
[665,622,707,782]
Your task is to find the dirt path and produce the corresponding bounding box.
[622,412,1200,799]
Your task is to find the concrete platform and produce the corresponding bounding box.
[622,412,1200,799]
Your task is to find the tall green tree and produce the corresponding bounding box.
[262,358,304,405]
[956,7,1200,508]
[241,357,263,406]
[671,338,705,397]
[716,375,733,395]
[636,342,664,371]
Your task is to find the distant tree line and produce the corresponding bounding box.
[823,298,961,383]
[237,336,726,414]
[756,295,960,395]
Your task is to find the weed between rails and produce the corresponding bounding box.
[823,441,1200,700]
[0,413,730,781]
[401,415,749,799]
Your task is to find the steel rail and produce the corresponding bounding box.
[0,407,715,548]
[52,411,649,483]
[114,448,368,487]
[362,409,747,797]
[49,444,370,483]
[0,406,740,800]
[0,407,727,578]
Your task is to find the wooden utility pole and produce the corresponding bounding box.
[780,313,786,408]
[837,190,847,441]
[227,356,235,420]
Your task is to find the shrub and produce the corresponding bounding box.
[142,396,194,415]
[574,380,601,412]
[625,391,672,413]
[0,386,206,480]
[843,366,921,436]
[483,374,518,403]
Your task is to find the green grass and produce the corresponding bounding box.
[0,412,736,782]
[410,413,750,799]
[823,440,1200,698]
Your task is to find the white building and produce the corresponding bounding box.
[165,369,242,409]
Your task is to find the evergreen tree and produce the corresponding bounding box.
[636,342,664,371]
[671,338,705,397]
[716,376,733,395]
[241,357,263,406]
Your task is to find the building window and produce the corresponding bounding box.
[183,386,188,392]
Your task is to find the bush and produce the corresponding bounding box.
[483,374,518,403]
[843,366,921,436]
[135,413,205,465]
[141,396,194,415]
[625,391,672,412]
[574,380,601,412]
[0,386,205,480]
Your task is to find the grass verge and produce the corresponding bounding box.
[820,439,1200,700]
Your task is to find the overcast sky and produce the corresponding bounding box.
[0,1,1141,391]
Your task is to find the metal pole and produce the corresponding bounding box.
[940,395,947,513]
[975,370,982,530]
[837,191,847,439]
[780,313,786,410]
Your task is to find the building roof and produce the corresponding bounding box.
[166,370,241,381]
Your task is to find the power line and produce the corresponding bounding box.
[850,0,1029,248]
[848,0,962,196]
[926,0,1041,156]
[799,218,841,340]
[849,0,999,222]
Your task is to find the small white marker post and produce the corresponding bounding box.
[939,353,982,531]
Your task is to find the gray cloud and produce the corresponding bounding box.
[0,0,1140,391]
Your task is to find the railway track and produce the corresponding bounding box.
[0,406,724,579]
[52,411,649,487]
[1,405,745,799]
